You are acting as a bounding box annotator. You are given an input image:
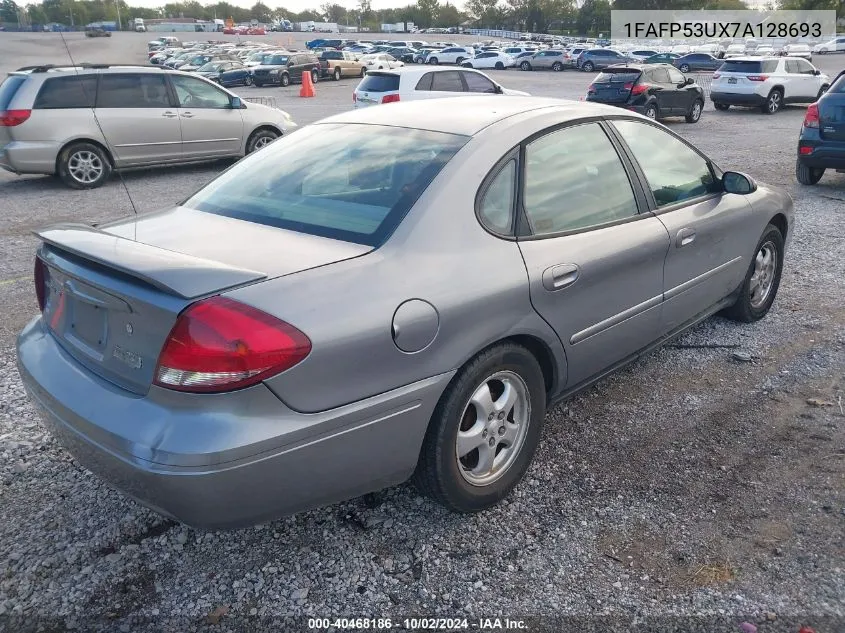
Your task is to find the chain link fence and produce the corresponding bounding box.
[690,72,714,98]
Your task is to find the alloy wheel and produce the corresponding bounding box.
[68,151,104,184]
[749,241,777,309]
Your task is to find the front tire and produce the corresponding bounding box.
[243,75,253,86]
[796,160,825,185]
[311,69,319,84]
[58,142,112,190]
[679,63,690,73]
[644,102,658,119]
[686,99,703,123]
[429,57,438,65]
[413,343,546,513]
[552,61,563,71]
[280,73,290,87]
[762,89,782,114]
[360,66,366,77]
[455,57,464,64]
[495,62,504,70]
[246,127,279,154]
[722,224,784,323]
[582,61,594,72]
[520,61,531,71]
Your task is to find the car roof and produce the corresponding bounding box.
[726,56,781,61]
[318,96,627,136]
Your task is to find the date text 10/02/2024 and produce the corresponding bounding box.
[308,617,528,630]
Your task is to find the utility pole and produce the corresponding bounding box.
[115,0,122,30]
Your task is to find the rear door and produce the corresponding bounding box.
[514,121,670,388]
[666,66,690,113]
[94,72,182,166]
[426,70,466,97]
[168,74,243,158]
[793,58,821,100]
[646,67,677,113]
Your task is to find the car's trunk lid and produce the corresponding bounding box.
[36,209,371,395]
[818,93,845,142]
[587,69,642,104]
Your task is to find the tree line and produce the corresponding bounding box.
[2,0,842,35]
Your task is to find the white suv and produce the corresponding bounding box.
[353,67,528,108]
[813,37,845,55]
[427,47,475,65]
[710,57,830,114]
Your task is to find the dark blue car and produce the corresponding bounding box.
[673,53,722,73]
[195,61,254,87]
[796,69,845,185]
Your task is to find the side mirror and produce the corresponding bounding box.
[722,171,757,195]
[494,84,503,94]
[230,96,243,109]
[288,60,295,66]
[813,69,820,75]
[685,77,694,85]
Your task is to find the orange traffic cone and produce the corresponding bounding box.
[300,71,315,98]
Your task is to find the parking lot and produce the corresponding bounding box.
[1,31,844,631]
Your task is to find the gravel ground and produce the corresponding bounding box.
[0,33,844,633]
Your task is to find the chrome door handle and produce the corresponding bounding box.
[180,112,194,118]
[542,263,580,291]
[162,111,178,118]
[676,228,696,247]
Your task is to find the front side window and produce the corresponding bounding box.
[170,75,231,109]
[522,123,639,235]
[183,124,468,246]
[97,74,170,108]
[667,67,685,84]
[612,120,719,207]
[463,71,496,93]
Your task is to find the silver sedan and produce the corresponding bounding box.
[17,97,794,529]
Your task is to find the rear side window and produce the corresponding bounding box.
[0,75,28,110]
[829,73,845,93]
[431,71,463,92]
[183,124,469,246]
[462,71,496,93]
[357,73,399,92]
[34,75,97,109]
[97,74,170,108]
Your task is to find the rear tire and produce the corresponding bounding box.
[57,142,112,190]
[429,57,438,65]
[243,75,253,86]
[495,62,504,70]
[455,57,464,64]
[333,67,341,81]
[520,61,531,71]
[686,99,703,123]
[679,63,690,73]
[280,73,290,87]
[721,224,784,323]
[796,160,825,185]
[644,102,658,119]
[552,61,563,71]
[412,343,546,514]
[714,102,730,111]
[311,69,319,84]
[582,61,594,72]
[762,89,782,114]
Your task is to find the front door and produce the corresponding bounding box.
[94,73,182,166]
[609,119,755,333]
[515,121,670,388]
[168,74,244,159]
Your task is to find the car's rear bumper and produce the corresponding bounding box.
[798,144,845,169]
[0,141,61,175]
[710,91,766,106]
[17,317,453,530]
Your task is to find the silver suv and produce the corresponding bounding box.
[0,64,296,189]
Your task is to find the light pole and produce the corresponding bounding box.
[114,0,122,30]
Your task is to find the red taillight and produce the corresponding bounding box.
[153,296,311,393]
[803,102,820,129]
[0,110,31,127]
[799,146,814,155]
[381,94,400,104]
[34,257,47,312]
[746,75,768,82]
[630,84,649,96]
[587,83,596,94]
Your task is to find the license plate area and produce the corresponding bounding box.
[728,77,737,84]
[66,299,108,354]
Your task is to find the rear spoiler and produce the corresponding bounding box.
[35,223,267,300]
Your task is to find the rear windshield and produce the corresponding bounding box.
[595,70,641,82]
[356,73,400,92]
[0,75,26,110]
[830,73,845,93]
[183,124,469,246]
[719,60,777,73]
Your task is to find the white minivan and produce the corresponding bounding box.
[353,67,528,108]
